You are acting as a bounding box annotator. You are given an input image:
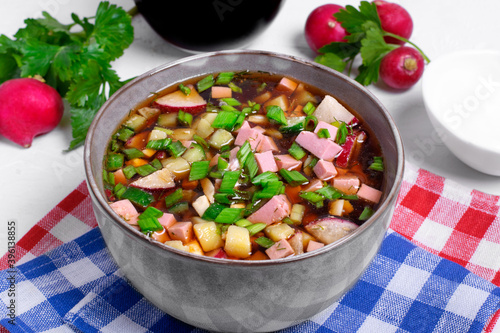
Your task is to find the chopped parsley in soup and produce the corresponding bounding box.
[103,71,384,260]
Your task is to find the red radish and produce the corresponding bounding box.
[206,248,227,259]
[336,131,367,168]
[305,217,358,244]
[0,78,64,148]
[153,85,207,115]
[374,0,413,45]
[304,4,348,54]
[379,46,424,90]
[130,168,176,190]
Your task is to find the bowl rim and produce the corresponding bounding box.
[84,49,405,266]
[422,49,500,155]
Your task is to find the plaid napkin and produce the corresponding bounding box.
[1,162,500,332]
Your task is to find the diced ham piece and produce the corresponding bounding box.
[312,95,356,124]
[274,154,302,171]
[313,120,339,141]
[168,221,193,243]
[295,131,342,161]
[247,194,292,225]
[181,140,195,149]
[305,217,358,245]
[265,239,294,259]
[255,151,278,173]
[306,240,325,252]
[192,195,211,216]
[234,126,264,150]
[228,147,240,171]
[313,160,338,181]
[302,179,324,192]
[158,213,177,229]
[357,184,383,204]
[256,135,279,153]
[206,248,228,259]
[109,199,139,225]
[332,175,360,195]
[209,153,220,168]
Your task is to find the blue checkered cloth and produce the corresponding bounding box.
[1,228,499,332]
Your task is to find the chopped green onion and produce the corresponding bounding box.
[123,148,145,160]
[167,140,187,157]
[219,170,241,194]
[283,217,294,225]
[220,104,238,112]
[135,164,157,177]
[279,117,305,134]
[209,169,224,179]
[308,157,319,168]
[256,82,267,93]
[215,72,234,85]
[197,74,214,92]
[178,83,191,95]
[121,187,154,208]
[315,185,342,201]
[235,219,252,228]
[178,110,193,127]
[303,101,316,116]
[341,194,359,200]
[220,144,232,153]
[102,170,109,184]
[279,169,308,187]
[244,152,259,179]
[221,97,241,106]
[168,201,189,215]
[109,139,120,152]
[193,134,209,149]
[165,188,183,208]
[266,105,287,126]
[232,113,247,131]
[359,206,374,221]
[113,183,126,199]
[146,138,172,150]
[253,181,283,200]
[335,122,348,145]
[122,165,137,179]
[139,206,164,220]
[255,237,274,249]
[189,160,210,181]
[153,126,174,135]
[137,217,163,232]
[237,141,252,166]
[299,191,325,208]
[215,208,244,224]
[317,128,331,139]
[304,115,318,131]
[288,142,306,160]
[218,156,229,171]
[151,158,163,170]
[246,223,267,236]
[251,171,280,186]
[214,193,232,204]
[211,111,240,131]
[107,172,115,186]
[116,127,135,141]
[106,153,124,171]
[369,156,384,171]
[228,82,242,93]
[202,203,227,221]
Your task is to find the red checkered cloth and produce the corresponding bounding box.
[1,162,499,332]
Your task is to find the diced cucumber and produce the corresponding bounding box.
[279,116,305,134]
[182,143,206,163]
[123,114,147,132]
[157,113,178,128]
[208,129,234,149]
[137,107,160,120]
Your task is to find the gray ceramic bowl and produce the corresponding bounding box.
[84,50,404,332]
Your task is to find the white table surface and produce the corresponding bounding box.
[1,0,500,322]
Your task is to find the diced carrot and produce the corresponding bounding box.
[182,179,199,190]
[291,104,306,117]
[343,200,354,214]
[302,212,318,224]
[211,86,232,99]
[125,132,149,150]
[246,251,269,260]
[125,158,149,167]
[276,77,298,93]
[142,148,156,158]
[113,169,127,185]
[152,228,171,243]
[285,185,302,204]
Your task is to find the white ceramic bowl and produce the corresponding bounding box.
[422,49,500,176]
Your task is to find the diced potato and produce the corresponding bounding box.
[202,112,218,124]
[190,216,211,225]
[182,189,197,203]
[263,128,283,140]
[264,223,295,242]
[264,94,289,111]
[123,114,147,132]
[247,115,269,126]
[292,84,318,106]
[224,225,251,259]
[301,231,316,249]
[208,129,234,149]
[290,204,305,224]
[254,91,271,104]
[171,128,195,141]
[137,106,160,120]
[230,203,246,209]
[329,199,345,216]
[200,178,215,203]
[196,118,215,139]
[192,195,210,217]
[157,113,178,128]
[165,240,189,252]
[194,222,224,252]
[161,157,190,179]
[149,128,168,141]
[186,239,204,256]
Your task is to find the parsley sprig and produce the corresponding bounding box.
[0,2,135,150]
[315,1,429,86]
